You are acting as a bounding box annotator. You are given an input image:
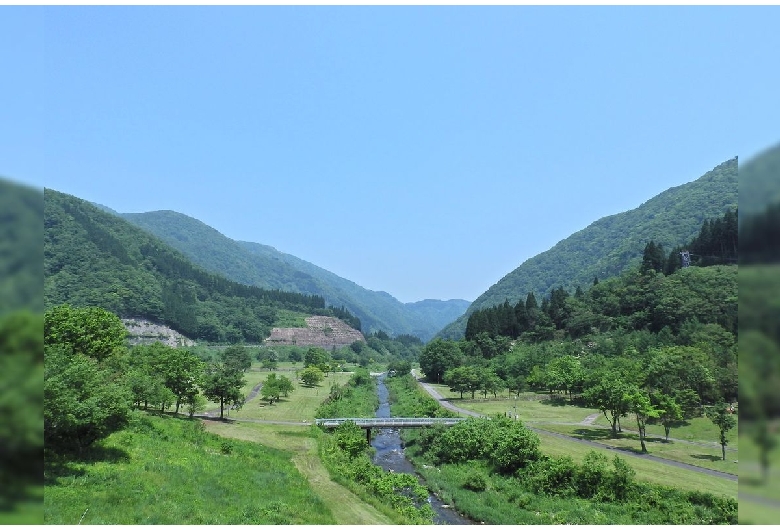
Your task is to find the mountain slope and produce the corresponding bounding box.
[116,210,468,340]
[739,142,780,218]
[44,189,342,343]
[438,157,738,339]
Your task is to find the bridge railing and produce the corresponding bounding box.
[315,417,465,428]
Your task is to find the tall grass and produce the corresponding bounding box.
[44,412,335,524]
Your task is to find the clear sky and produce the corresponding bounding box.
[3,6,779,303]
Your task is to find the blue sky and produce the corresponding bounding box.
[3,6,779,303]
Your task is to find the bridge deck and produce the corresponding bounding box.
[315,417,465,429]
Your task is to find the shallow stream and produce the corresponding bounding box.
[371,374,472,525]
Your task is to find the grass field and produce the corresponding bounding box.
[227,368,353,422]
[738,428,780,506]
[44,412,335,524]
[202,421,394,525]
[420,379,737,499]
[535,423,738,476]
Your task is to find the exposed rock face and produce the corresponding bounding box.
[265,316,365,349]
[122,318,197,348]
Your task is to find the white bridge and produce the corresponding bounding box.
[315,417,465,440]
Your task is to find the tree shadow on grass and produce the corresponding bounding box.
[691,454,723,462]
[44,444,130,486]
[572,427,630,442]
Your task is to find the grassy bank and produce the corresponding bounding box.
[44,412,335,524]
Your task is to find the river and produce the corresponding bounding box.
[371,374,472,525]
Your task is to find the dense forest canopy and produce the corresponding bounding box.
[44,189,359,343]
[438,158,737,340]
[107,208,468,340]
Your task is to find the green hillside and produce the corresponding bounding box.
[739,142,780,217]
[438,157,737,340]
[111,209,467,340]
[1,179,43,315]
[44,189,356,343]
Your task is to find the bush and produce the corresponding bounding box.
[488,418,541,473]
[463,470,488,492]
[525,456,577,496]
[333,421,368,459]
[603,455,636,501]
[573,450,609,498]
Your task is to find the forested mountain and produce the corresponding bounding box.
[113,209,468,340]
[739,142,780,217]
[437,157,737,340]
[1,179,42,314]
[44,189,360,343]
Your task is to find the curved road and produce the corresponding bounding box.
[412,372,737,482]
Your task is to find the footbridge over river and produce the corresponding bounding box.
[315,417,466,442]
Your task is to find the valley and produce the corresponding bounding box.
[39,155,750,524]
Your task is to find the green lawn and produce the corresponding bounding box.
[418,378,737,499]
[738,429,780,504]
[202,362,353,421]
[229,369,353,422]
[738,497,780,525]
[535,423,738,476]
[535,430,737,498]
[592,411,740,449]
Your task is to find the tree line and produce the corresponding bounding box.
[421,259,737,455]
[44,304,260,456]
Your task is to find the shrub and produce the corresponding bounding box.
[573,450,609,498]
[487,417,541,473]
[463,470,488,492]
[333,421,368,459]
[525,456,576,496]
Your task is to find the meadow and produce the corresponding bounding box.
[44,412,335,524]
[423,380,739,485]
[408,377,737,500]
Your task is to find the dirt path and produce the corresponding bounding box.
[201,418,393,525]
[581,412,600,425]
[411,371,737,482]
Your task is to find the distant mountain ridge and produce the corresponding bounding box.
[114,210,469,341]
[437,157,738,339]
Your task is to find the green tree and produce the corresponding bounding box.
[221,344,252,373]
[641,240,666,274]
[488,417,542,473]
[44,345,132,453]
[650,392,684,441]
[300,366,324,387]
[161,346,204,414]
[706,400,737,461]
[201,361,245,419]
[333,420,369,459]
[276,375,294,397]
[627,387,661,453]
[583,375,633,437]
[443,366,471,399]
[305,347,331,372]
[261,373,282,404]
[419,338,462,384]
[44,304,127,361]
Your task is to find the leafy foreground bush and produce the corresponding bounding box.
[44,412,335,524]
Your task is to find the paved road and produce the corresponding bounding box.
[412,371,737,482]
